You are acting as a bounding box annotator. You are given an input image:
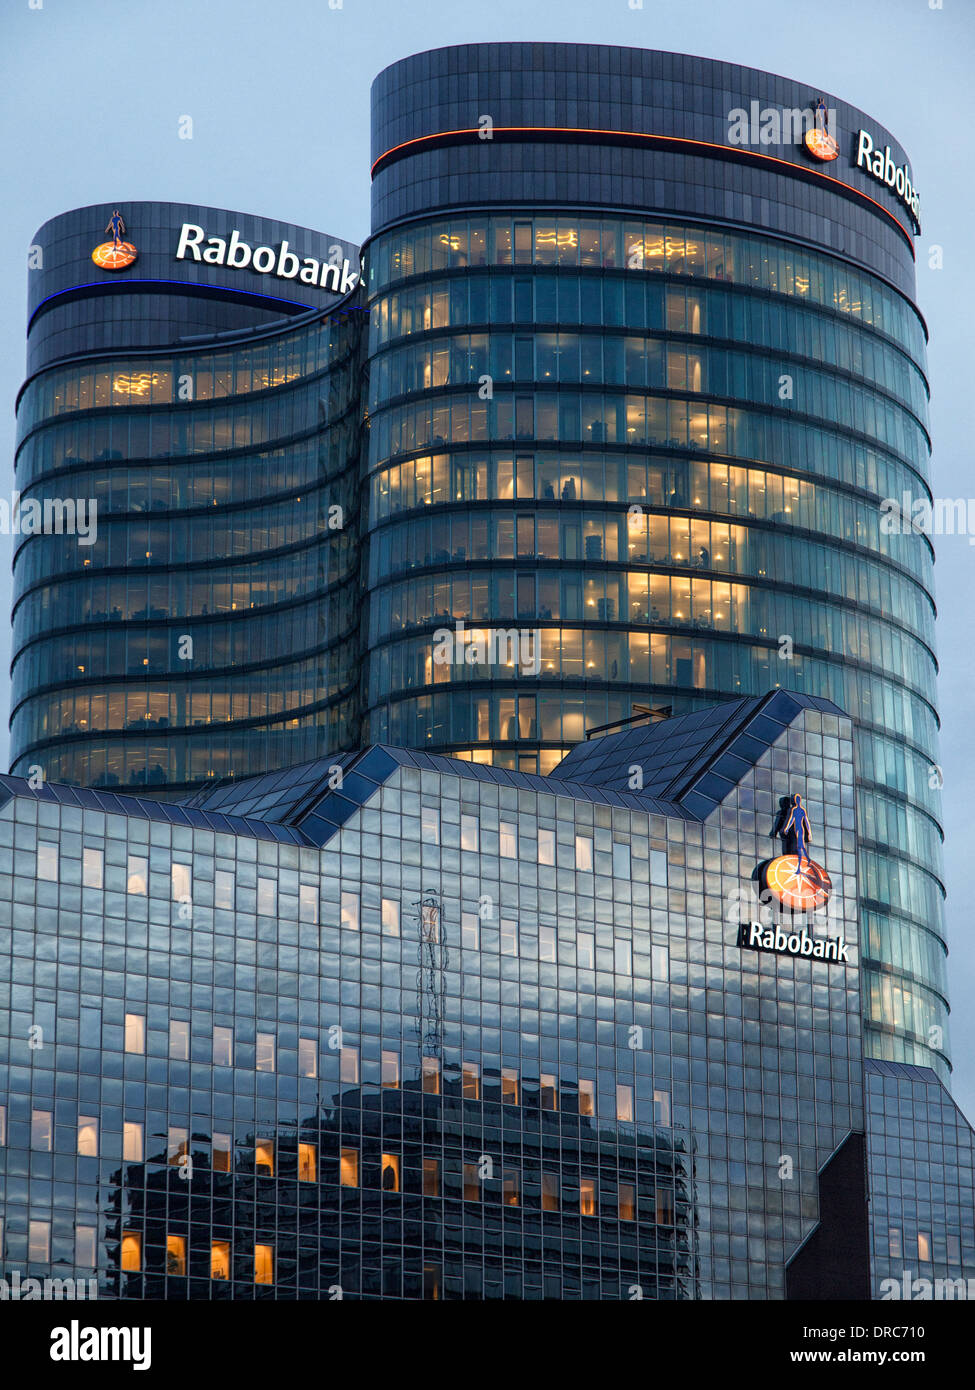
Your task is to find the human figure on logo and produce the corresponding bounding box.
[105,210,126,250]
[780,793,811,873]
[816,98,828,137]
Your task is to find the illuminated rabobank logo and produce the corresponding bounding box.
[854,130,921,230]
[175,223,359,294]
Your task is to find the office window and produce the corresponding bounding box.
[461,910,480,950]
[423,1263,441,1301]
[255,1140,274,1177]
[616,1084,634,1122]
[382,1050,400,1089]
[0,1104,5,1145]
[619,1181,637,1221]
[256,1031,275,1072]
[577,933,594,969]
[580,1178,597,1216]
[124,1012,145,1053]
[540,1074,558,1110]
[655,1187,675,1225]
[121,1231,141,1271]
[211,1240,230,1280]
[340,1147,359,1187]
[166,1235,186,1276]
[78,1115,98,1157]
[381,1154,400,1191]
[341,891,359,931]
[463,1062,480,1099]
[613,841,631,878]
[299,883,318,924]
[214,869,234,909]
[213,1025,233,1066]
[423,1158,440,1196]
[463,1162,481,1201]
[381,897,400,935]
[340,1046,359,1083]
[83,847,103,889]
[257,876,277,916]
[501,1067,519,1105]
[538,827,556,865]
[948,1233,961,1263]
[37,842,58,881]
[918,1231,932,1262]
[28,1220,50,1263]
[421,806,440,844]
[171,862,190,902]
[422,1056,441,1094]
[614,938,632,975]
[31,1109,52,1150]
[460,813,479,850]
[75,1225,96,1268]
[298,1143,317,1183]
[652,944,669,981]
[167,1127,189,1165]
[500,919,518,956]
[888,1227,903,1259]
[212,1133,232,1172]
[578,1079,596,1116]
[169,1019,190,1060]
[654,1089,671,1126]
[254,1244,273,1285]
[298,1037,317,1078]
[126,855,148,895]
[539,925,557,962]
[499,821,517,857]
[541,1173,560,1211]
[575,834,593,871]
[123,1121,143,1162]
[503,1169,520,1206]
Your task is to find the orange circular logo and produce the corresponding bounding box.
[804,129,839,162]
[764,854,832,911]
[92,241,138,270]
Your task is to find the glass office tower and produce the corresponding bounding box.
[363,45,944,1080]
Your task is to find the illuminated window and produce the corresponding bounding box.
[166,1234,186,1276]
[422,1057,441,1094]
[655,1187,675,1224]
[654,1089,671,1126]
[341,891,359,931]
[340,1147,359,1187]
[888,1227,902,1259]
[575,835,593,871]
[214,869,234,909]
[75,1225,96,1268]
[423,1263,441,1301]
[168,1127,189,1165]
[126,855,148,895]
[502,1169,520,1206]
[614,939,632,976]
[578,1079,596,1116]
[255,1140,274,1176]
[918,1231,932,1262]
[76,1114,98,1157]
[28,1220,50,1262]
[540,1074,558,1110]
[340,1046,359,1084]
[423,1158,440,1196]
[461,911,480,950]
[211,1240,230,1280]
[580,1178,597,1216]
[170,862,190,902]
[213,1025,233,1066]
[37,842,58,881]
[539,925,557,962]
[538,828,556,865]
[463,1062,480,1099]
[381,1154,400,1191]
[254,1244,274,1285]
[616,1084,634,1122]
[542,1173,559,1211]
[124,1012,145,1053]
[500,919,518,956]
[499,821,517,858]
[123,1121,143,1161]
[463,1162,480,1201]
[501,1067,519,1105]
[298,1143,317,1183]
[212,1133,232,1172]
[256,1032,275,1072]
[299,884,318,924]
[381,898,400,935]
[619,1181,636,1221]
[83,847,103,889]
[169,1019,190,1060]
[421,806,440,844]
[298,1037,317,1078]
[382,1050,400,1089]
[121,1231,142,1271]
[257,876,276,916]
[31,1108,53,1150]
[460,813,479,850]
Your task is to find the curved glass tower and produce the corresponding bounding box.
[363,45,945,1078]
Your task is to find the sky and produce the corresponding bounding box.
[1,0,974,1115]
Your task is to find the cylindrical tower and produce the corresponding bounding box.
[362,44,945,1077]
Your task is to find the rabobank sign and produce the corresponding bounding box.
[737,920,851,964]
[854,130,921,231]
[175,223,359,294]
